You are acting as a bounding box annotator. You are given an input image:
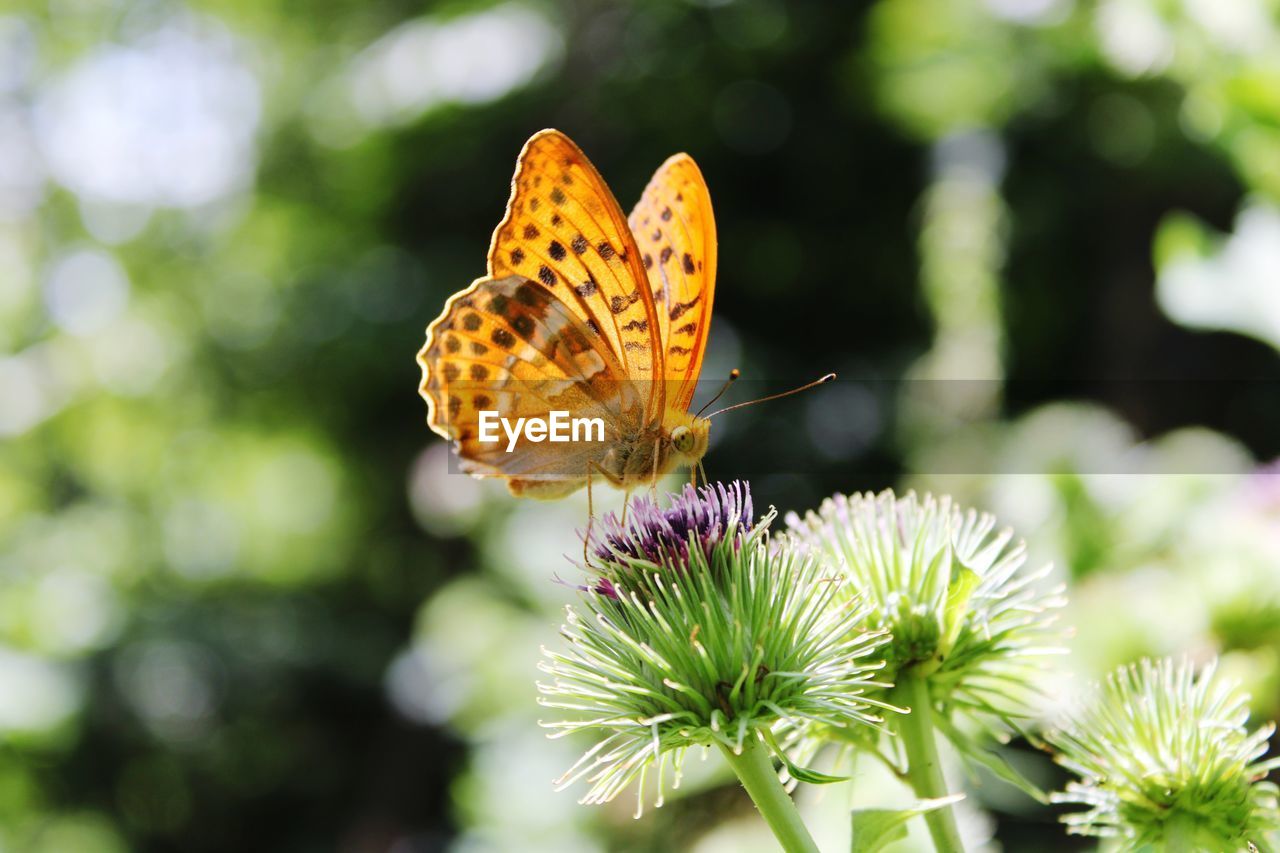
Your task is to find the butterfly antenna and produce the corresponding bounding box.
[695,369,741,418]
[706,373,836,419]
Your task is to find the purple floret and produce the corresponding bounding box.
[587,482,755,589]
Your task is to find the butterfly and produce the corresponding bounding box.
[417,129,720,501]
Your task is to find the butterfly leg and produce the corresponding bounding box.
[649,437,661,504]
[582,460,626,567]
[583,464,595,567]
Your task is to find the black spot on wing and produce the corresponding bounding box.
[670,294,701,321]
[609,290,641,314]
[515,283,541,306]
[512,314,535,339]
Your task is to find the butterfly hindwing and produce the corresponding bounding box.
[419,274,643,488]
[628,153,717,414]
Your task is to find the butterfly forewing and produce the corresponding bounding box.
[487,130,666,421]
[628,154,717,414]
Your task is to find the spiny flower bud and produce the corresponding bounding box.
[783,490,1066,731]
[1047,657,1280,849]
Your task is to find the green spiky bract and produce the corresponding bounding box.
[1047,657,1280,850]
[538,484,893,816]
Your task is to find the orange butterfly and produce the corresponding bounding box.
[417,130,719,500]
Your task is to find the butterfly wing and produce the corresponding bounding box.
[418,274,643,494]
[488,130,666,422]
[628,153,717,415]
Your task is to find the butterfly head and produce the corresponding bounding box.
[666,412,710,466]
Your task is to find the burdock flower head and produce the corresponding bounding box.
[538,481,893,816]
[1047,657,1280,850]
[782,491,1066,752]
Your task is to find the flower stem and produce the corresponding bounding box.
[1164,811,1199,853]
[718,737,820,853]
[895,672,965,852]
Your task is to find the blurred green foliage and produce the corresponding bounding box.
[1,0,1279,850]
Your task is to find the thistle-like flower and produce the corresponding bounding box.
[538,481,893,815]
[781,490,1067,849]
[1047,657,1280,849]
[782,490,1067,736]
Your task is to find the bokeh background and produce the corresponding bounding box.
[2,0,1279,850]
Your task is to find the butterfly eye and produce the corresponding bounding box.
[671,426,695,454]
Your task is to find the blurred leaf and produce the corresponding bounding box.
[934,715,1047,804]
[941,562,980,655]
[850,795,964,853]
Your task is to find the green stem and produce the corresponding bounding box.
[894,672,965,853]
[1164,812,1199,853]
[718,736,821,853]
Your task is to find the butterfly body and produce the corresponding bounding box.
[507,399,709,501]
[418,130,717,499]
[602,408,711,487]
